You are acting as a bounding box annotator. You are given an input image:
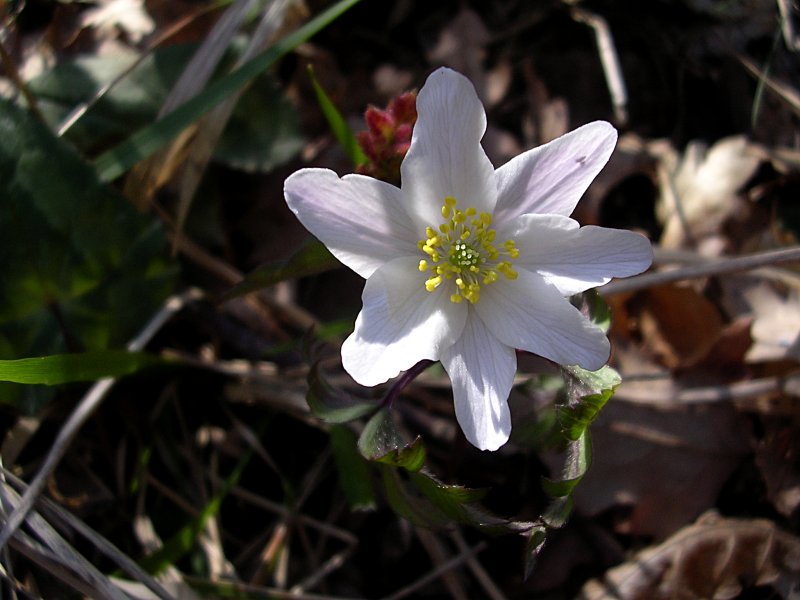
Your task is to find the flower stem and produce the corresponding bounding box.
[382,359,435,409]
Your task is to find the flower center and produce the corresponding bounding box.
[417,196,519,304]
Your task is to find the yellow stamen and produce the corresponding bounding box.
[416,196,519,304]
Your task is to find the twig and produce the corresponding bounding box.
[450,530,508,600]
[0,288,204,552]
[738,52,800,117]
[616,373,800,406]
[600,246,800,295]
[380,541,488,600]
[414,528,468,600]
[570,6,628,124]
[288,545,356,594]
[184,575,364,600]
[57,3,224,136]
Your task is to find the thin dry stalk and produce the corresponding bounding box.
[0,288,204,552]
[450,530,508,600]
[570,6,628,124]
[380,540,488,600]
[600,246,800,295]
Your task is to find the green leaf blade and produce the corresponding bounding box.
[93,0,364,182]
[0,351,168,385]
[308,65,367,167]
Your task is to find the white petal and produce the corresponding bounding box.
[441,312,515,451]
[284,169,419,279]
[475,269,610,370]
[400,68,497,229]
[342,256,467,386]
[505,214,653,296]
[493,121,617,225]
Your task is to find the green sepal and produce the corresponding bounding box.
[357,409,425,472]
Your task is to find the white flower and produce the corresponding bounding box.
[285,67,652,451]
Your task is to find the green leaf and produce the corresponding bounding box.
[214,73,304,173]
[558,365,621,441]
[0,98,176,412]
[93,0,364,182]
[329,425,377,511]
[307,65,367,167]
[376,437,426,472]
[380,467,452,529]
[0,351,167,385]
[380,467,527,534]
[357,409,425,472]
[222,240,340,301]
[306,360,376,424]
[541,494,573,529]
[523,526,548,580]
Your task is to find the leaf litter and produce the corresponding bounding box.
[1,0,800,598]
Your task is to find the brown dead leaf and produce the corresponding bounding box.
[656,136,761,251]
[638,284,724,369]
[567,398,750,538]
[579,512,800,600]
[690,316,753,376]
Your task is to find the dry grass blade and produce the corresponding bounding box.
[0,483,129,599]
[777,0,800,51]
[1,468,174,599]
[739,52,800,117]
[56,3,221,137]
[126,0,257,211]
[172,0,297,253]
[0,289,204,552]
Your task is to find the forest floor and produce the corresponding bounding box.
[1,0,800,598]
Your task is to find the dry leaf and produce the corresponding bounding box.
[567,398,750,538]
[744,282,800,363]
[579,512,800,600]
[657,136,761,250]
[80,0,155,43]
[638,284,724,369]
